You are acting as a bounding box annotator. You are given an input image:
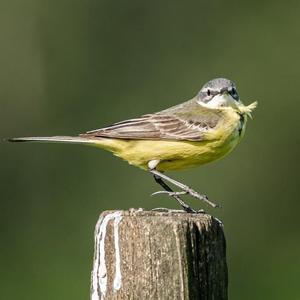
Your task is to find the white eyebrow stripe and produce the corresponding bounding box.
[228,87,237,92]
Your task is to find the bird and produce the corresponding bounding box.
[8,78,257,213]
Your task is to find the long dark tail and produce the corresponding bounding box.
[7,136,93,144]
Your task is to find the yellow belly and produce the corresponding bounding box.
[115,138,239,171]
[91,110,246,171]
[92,127,242,172]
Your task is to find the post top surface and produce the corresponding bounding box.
[98,208,223,227]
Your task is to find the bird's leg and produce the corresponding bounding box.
[152,174,196,213]
[148,160,196,213]
[150,169,220,208]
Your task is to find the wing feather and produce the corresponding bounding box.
[81,114,210,141]
[81,98,221,141]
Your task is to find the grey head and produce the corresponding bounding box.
[197,78,239,107]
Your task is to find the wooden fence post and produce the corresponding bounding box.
[90,209,228,300]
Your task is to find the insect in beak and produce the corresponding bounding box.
[237,101,258,119]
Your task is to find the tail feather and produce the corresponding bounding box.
[7,136,93,144]
[6,135,121,152]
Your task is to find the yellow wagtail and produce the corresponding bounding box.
[8,78,257,212]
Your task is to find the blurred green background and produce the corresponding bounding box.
[1,0,300,299]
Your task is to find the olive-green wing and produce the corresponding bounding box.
[81,98,222,141]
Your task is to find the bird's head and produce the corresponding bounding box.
[197,78,257,118]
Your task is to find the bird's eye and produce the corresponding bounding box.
[207,89,211,96]
[230,87,239,100]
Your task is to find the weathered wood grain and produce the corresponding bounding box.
[91,209,227,300]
